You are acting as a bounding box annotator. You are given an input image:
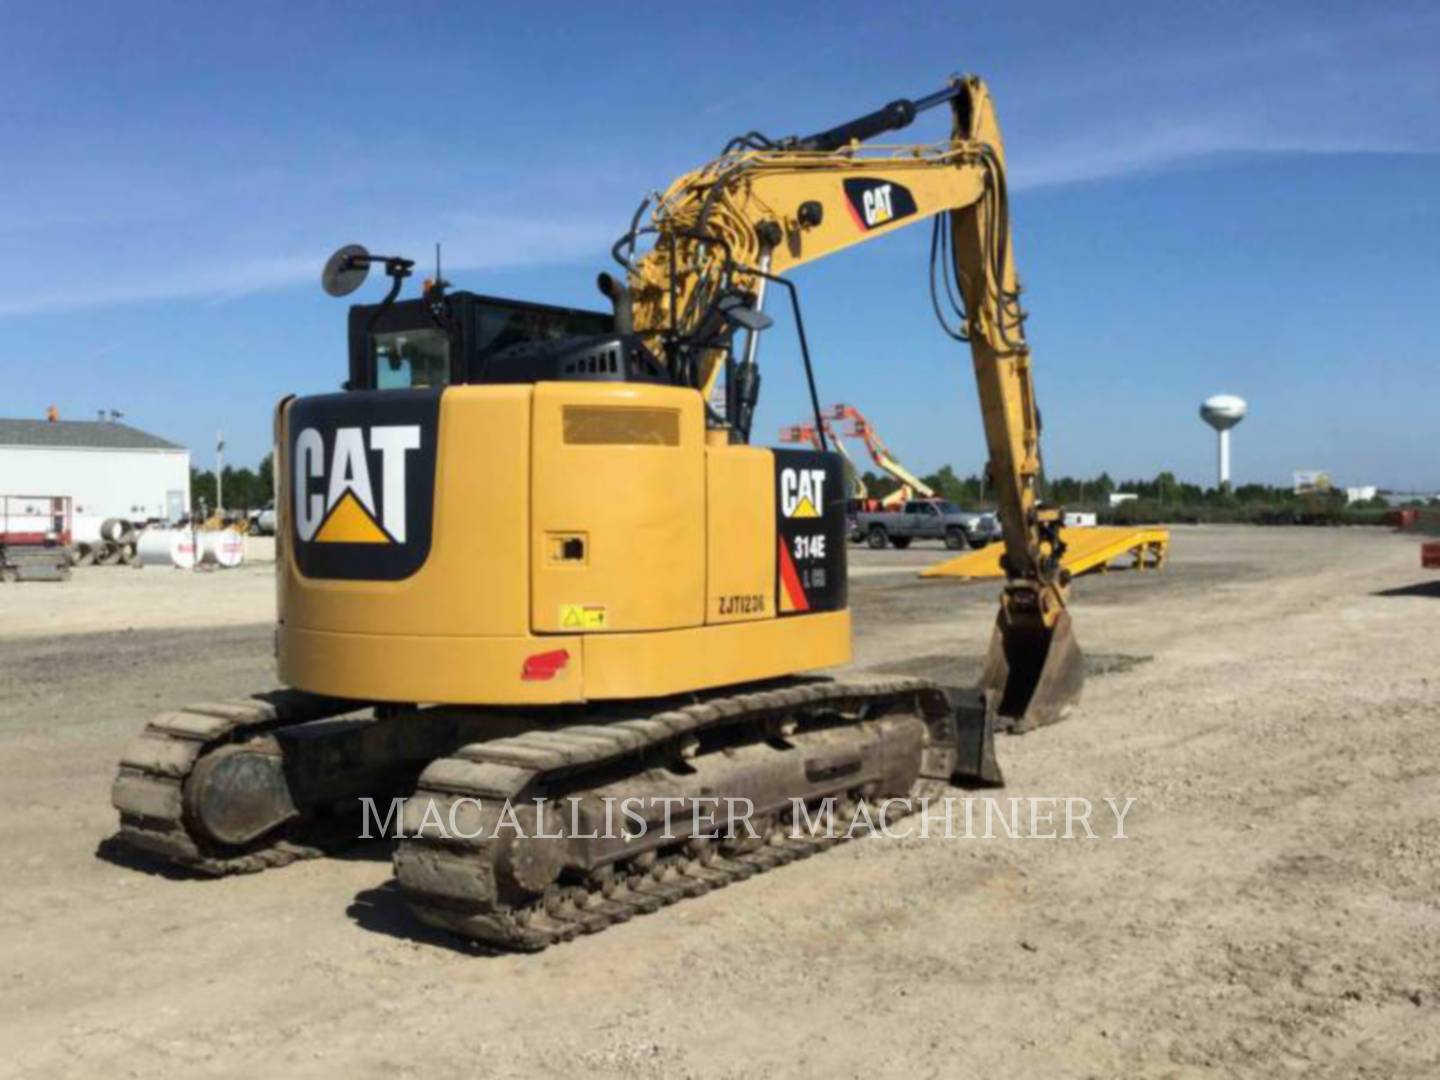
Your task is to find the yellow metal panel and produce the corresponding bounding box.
[279,386,532,639]
[705,445,776,624]
[583,610,851,699]
[530,382,705,633]
[278,611,848,706]
[278,627,584,705]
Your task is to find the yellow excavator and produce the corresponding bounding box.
[111,74,1081,950]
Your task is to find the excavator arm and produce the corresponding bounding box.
[617,75,1081,733]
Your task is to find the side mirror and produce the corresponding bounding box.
[321,244,371,297]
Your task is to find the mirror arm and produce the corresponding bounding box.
[360,257,416,359]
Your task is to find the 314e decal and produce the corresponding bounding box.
[773,449,847,616]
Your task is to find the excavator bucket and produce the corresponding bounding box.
[980,608,1084,734]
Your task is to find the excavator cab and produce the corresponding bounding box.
[344,291,628,390]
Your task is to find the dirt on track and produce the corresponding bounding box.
[1,525,1437,1079]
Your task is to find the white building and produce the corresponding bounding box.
[0,417,190,523]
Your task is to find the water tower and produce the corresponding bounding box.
[1200,394,1247,489]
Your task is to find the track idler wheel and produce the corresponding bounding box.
[184,743,299,846]
[980,607,1084,734]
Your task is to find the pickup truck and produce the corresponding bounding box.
[851,499,1001,550]
[248,504,277,536]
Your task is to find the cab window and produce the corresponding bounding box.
[374,328,450,389]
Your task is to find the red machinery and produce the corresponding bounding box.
[0,495,73,582]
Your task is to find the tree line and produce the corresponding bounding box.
[853,464,1404,525]
[191,453,273,513]
[894,465,1392,510]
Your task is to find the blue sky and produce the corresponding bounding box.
[2,1,1437,488]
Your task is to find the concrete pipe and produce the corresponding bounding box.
[100,518,137,546]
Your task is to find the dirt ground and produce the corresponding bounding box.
[1,525,1436,1079]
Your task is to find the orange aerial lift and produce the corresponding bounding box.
[827,403,935,509]
[778,421,867,501]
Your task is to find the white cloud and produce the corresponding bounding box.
[1011,119,1421,192]
[0,214,617,318]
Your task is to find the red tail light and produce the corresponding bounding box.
[521,649,570,681]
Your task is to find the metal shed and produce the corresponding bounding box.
[0,418,191,523]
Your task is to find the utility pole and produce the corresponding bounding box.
[216,430,225,515]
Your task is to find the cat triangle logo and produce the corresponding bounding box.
[314,490,392,544]
[779,467,826,519]
[790,496,819,518]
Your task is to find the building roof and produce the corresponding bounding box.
[0,418,184,451]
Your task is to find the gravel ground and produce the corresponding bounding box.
[0,525,1436,1079]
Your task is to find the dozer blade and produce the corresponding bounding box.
[948,688,1005,786]
[980,608,1083,734]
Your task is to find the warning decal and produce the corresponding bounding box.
[559,604,608,630]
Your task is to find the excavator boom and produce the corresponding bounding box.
[619,76,1081,731]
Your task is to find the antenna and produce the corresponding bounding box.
[435,242,442,286]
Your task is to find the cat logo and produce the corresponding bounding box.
[842,177,918,232]
[293,425,421,544]
[863,183,895,226]
[780,467,826,519]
